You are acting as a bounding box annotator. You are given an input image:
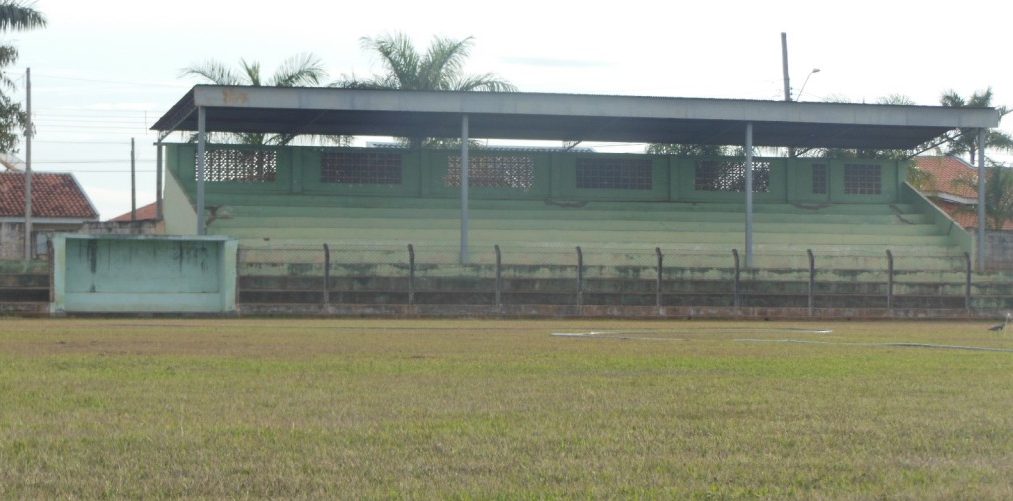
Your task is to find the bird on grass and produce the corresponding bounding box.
[987,312,1010,333]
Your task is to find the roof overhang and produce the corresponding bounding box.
[152,86,1002,149]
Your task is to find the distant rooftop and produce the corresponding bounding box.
[0,172,98,219]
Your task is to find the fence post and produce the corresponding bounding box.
[964,251,972,312]
[655,247,663,311]
[47,238,54,304]
[807,249,815,317]
[407,244,415,306]
[494,244,502,308]
[886,249,894,313]
[576,246,583,308]
[732,249,741,308]
[322,244,330,306]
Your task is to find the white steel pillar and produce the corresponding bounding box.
[196,107,207,235]
[745,122,754,268]
[460,114,470,264]
[977,128,987,272]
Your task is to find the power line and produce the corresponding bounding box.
[31,73,186,89]
[33,159,155,164]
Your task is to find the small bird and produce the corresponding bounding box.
[988,312,1010,333]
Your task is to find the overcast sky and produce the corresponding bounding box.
[7,0,1013,219]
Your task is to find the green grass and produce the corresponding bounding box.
[1,319,1011,499]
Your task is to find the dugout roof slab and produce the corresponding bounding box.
[152,85,1001,149]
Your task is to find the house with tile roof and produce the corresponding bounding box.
[0,171,99,259]
[913,155,1013,230]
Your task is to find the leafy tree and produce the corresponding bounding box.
[952,161,1013,230]
[646,144,729,156]
[180,54,345,145]
[940,88,1013,164]
[0,0,46,153]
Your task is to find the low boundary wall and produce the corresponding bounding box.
[50,234,237,314]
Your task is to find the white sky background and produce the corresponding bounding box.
[7,0,1013,219]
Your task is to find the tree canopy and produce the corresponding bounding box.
[0,0,46,153]
[940,88,1013,164]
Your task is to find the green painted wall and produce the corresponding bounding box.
[165,144,905,205]
[51,234,237,313]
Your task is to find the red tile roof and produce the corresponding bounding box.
[0,172,98,219]
[934,198,1013,231]
[110,201,159,222]
[913,156,978,199]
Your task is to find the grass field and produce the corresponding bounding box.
[1,318,1011,499]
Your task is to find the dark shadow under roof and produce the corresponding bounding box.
[152,86,1001,149]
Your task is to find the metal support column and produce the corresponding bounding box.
[196,107,207,235]
[155,140,164,221]
[459,114,470,264]
[744,123,754,268]
[130,137,136,222]
[977,128,987,272]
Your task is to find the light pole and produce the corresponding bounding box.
[795,68,821,101]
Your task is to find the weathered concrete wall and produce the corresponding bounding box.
[0,222,23,259]
[985,231,1013,271]
[81,220,161,235]
[51,234,237,313]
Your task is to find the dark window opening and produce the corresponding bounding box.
[575,157,652,190]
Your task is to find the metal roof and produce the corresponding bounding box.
[152,86,1001,149]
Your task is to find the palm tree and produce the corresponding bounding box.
[350,33,515,92]
[940,88,1013,164]
[181,54,336,145]
[0,0,46,153]
[952,162,1013,230]
[344,33,515,149]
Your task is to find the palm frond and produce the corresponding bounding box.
[0,1,46,32]
[0,43,17,67]
[361,33,420,90]
[240,59,262,86]
[420,36,472,90]
[940,90,965,108]
[452,73,516,92]
[270,53,326,87]
[179,60,242,86]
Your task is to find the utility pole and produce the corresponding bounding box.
[23,68,32,265]
[130,137,136,222]
[781,33,791,102]
[781,33,796,158]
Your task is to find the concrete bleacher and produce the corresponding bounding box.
[160,144,1009,313]
[207,196,968,273]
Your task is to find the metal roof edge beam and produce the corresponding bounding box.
[188,86,1002,129]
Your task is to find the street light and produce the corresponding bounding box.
[795,68,821,101]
